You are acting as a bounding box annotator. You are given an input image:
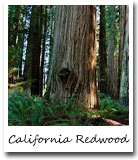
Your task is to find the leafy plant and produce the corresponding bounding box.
[8,89,45,126]
[8,90,129,126]
[98,93,129,124]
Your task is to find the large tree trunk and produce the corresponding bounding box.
[99,5,107,93]
[107,6,119,99]
[47,6,98,108]
[119,6,129,106]
[24,6,43,95]
[46,6,56,97]
[118,6,126,94]
[31,6,43,95]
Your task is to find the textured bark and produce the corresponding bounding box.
[47,6,98,108]
[18,36,24,77]
[118,6,126,93]
[120,6,129,106]
[18,7,25,77]
[107,6,119,99]
[46,6,56,93]
[40,6,47,97]
[31,6,43,95]
[23,7,33,80]
[99,5,107,93]
[24,6,43,95]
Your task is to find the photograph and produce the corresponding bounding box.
[8,5,129,126]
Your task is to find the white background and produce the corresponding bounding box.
[0,0,137,159]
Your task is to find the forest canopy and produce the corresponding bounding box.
[8,5,129,126]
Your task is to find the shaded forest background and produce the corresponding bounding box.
[8,5,129,126]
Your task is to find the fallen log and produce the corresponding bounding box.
[102,118,127,126]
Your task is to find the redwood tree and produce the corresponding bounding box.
[99,5,107,93]
[118,6,126,94]
[106,6,119,99]
[47,6,98,108]
[40,6,47,97]
[24,5,43,95]
[119,6,129,106]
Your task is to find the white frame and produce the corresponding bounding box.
[4,0,133,152]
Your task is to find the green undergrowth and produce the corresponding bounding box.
[8,90,129,126]
[8,89,95,126]
[98,93,129,125]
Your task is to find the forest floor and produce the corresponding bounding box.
[8,89,129,126]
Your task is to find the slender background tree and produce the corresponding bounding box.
[119,6,129,106]
[98,5,107,94]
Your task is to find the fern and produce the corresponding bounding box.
[98,93,129,124]
[8,90,129,126]
[64,95,75,111]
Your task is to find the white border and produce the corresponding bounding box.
[6,0,131,5]
[4,0,133,152]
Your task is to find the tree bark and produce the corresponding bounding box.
[18,6,26,78]
[99,5,107,93]
[118,6,126,94]
[24,6,43,95]
[107,6,119,99]
[23,7,33,81]
[40,6,47,97]
[119,6,129,106]
[31,6,43,95]
[47,6,98,108]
